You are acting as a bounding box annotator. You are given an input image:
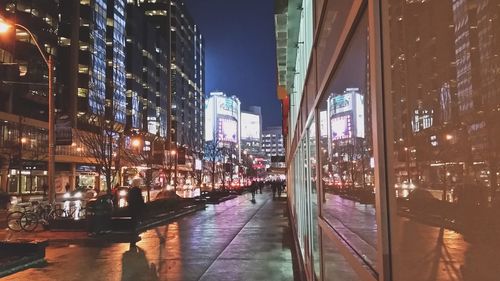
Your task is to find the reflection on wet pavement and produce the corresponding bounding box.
[3,192,297,281]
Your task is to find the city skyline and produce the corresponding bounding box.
[184,0,281,128]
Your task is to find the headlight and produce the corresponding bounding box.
[63,192,70,199]
[74,192,83,198]
[119,190,127,197]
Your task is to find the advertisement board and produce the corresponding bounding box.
[320,111,328,138]
[354,93,365,138]
[217,97,238,118]
[331,115,352,140]
[217,117,238,143]
[205,99,214,141]
[241,112,260,141]
[329,93,353,115]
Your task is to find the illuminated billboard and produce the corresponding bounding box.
[320,111,328,138]
[205,99,214,141]
[218,117,238,143]
[327,88,365,140]
[241,112,260,141]
[331,115,352,140]
[217,97,238,118]
[354,93,365,138]
[329,93,353,115]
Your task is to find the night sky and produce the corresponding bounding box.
[183,0,281,128]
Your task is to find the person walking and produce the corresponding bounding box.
[128,178,145,247]
[258,181,263,194]
[277,180,283,198]
[271,181,277,199]
[250,181,257,202]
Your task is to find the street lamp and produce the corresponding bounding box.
[132,138,141,148]
[0,17,55,202]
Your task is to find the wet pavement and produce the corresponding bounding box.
[3,192,298,281]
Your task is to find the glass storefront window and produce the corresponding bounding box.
[322,229,359,281]
[318,11,377,270]
[308,119,320,279]
[384,0,500,280]
[316,0,356,81]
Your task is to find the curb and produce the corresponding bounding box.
[0,257,46,278]
[205,194,238,204]
[0,240,48,278]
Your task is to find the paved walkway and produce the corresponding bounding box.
[3,191,298,281]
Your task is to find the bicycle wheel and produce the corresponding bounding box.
[52,208,66,219]
[7,211,23,232]
[20,212,39,232]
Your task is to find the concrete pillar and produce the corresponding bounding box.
[70,163,76,191]
[1,168,8,193]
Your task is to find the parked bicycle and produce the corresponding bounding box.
[7,203,34,232]
[17,202,64,232]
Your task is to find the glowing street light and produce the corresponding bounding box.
[0,19,10,33]
[132,138,141,147]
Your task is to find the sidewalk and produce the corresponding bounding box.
[1,192,299,280]
[197,193,299,281]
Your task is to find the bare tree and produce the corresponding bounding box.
[204,139,222,192]
[77,110,126,194]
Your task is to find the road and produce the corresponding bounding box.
[3,191,298,281]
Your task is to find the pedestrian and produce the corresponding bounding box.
[128,178,145,247]
[258,181,263,194]
[271,181,277,199]
[277,181,283,197]
[42,183,48,199]
[250,181,257,202]
[65,182,71,193]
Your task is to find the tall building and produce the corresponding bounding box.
[135,0,205,158]
[0,0,58,120]
[0,0,58,193]
[58,0,127,127]
[275,0,500,280]
[125,3,169,137]
[240,106,262,156]
[262,126,284,158]
[204,92,241,150]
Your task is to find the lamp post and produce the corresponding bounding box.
[0,18,55,202]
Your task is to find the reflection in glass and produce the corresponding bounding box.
[318,12,377,270]
[322,230,359,281]
[386,0,500,280]
[309,120,320,279]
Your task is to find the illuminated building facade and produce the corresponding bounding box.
[240,106,262,156]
